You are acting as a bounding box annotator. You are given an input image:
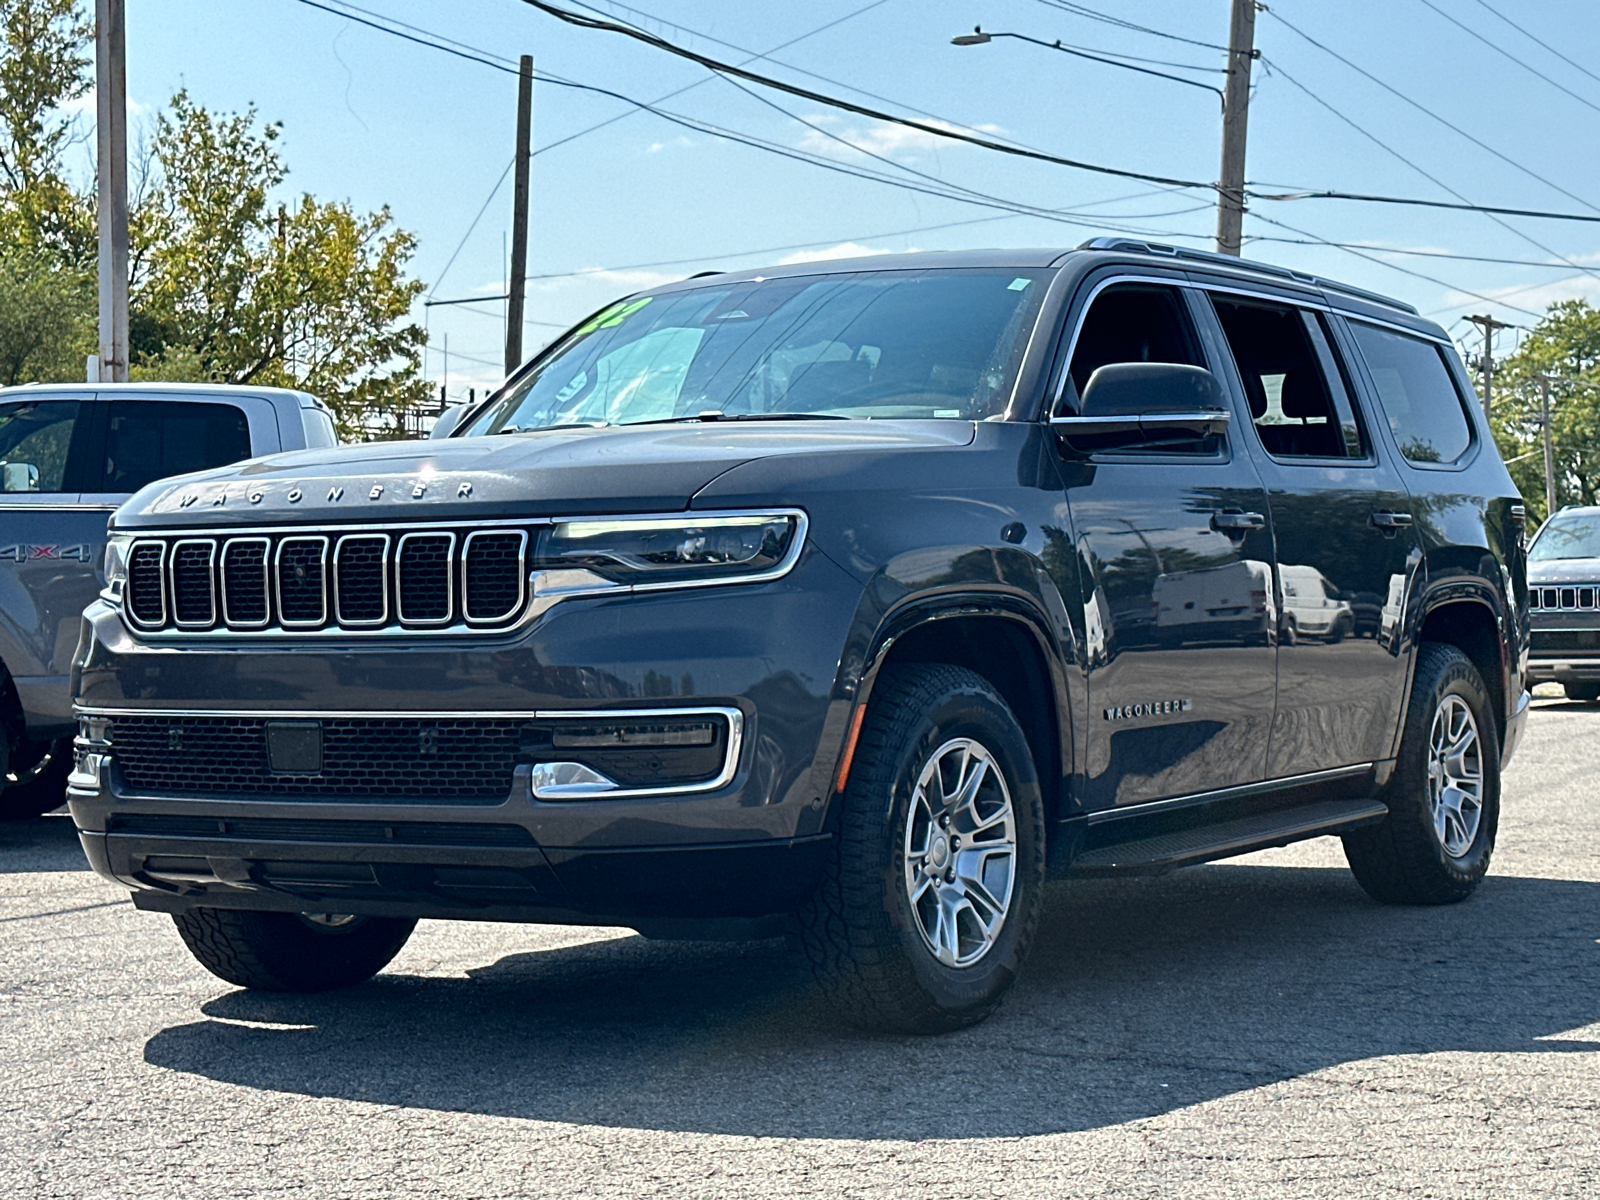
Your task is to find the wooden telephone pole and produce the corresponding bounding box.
[504,55,533,376]
[1215,0,1257,256]
[1464,313,1512,417]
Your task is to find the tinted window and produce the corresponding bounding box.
[1211,297,1360,459]
[99,401,252,494]
[468,268,1051,433]
[1349,323,1473,464]
[0,400,79,492]
[1066,284,1204,401]
[1529,513,1600,561]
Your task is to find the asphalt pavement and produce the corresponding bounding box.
[3,694,1597,1198]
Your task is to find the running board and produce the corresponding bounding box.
[1067,798,1389,877]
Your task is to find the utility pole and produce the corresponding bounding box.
[95,0,129,382]
[1464,313,1512,417]
[1215,0,1257,256]
[1535,373,1562,520]
[504,54,533,376]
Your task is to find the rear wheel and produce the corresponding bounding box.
[1563,682,1600,703]
[0,737,71,820]
[171,908,417,992]
[1344,643,1499,904]
[795,664,1045,1034]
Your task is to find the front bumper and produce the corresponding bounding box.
[1526,656,1600,685]
[67,549,862,924]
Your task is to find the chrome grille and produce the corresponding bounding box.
[119,523,533,636]
[1532,585,1598,611]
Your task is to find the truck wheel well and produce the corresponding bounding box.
[1418,601,1505,741]
[0,659,22,756]
[878,616,1063,822]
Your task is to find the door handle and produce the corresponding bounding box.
[1211,510,1265,533]
[1370,511,1414,529]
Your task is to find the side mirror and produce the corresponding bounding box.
[429,404,468,440]
[1050,363,1231,449]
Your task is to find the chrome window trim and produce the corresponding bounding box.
[124,539,168,630]
[168,538,217,629]
[219,536,272,629]
[333,533,391,628]
[73,703,747,801]
[461,528,527,626]
[274,535,329,629]
[395,530,457,627]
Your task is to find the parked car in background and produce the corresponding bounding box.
[1280,563,1355,643]
[1526,504,1600,702]
[0,384,337,818]
[67,242,1528,1032]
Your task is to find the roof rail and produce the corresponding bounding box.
[1076,237,1418,315]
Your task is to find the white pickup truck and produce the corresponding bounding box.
[0,383,337,817]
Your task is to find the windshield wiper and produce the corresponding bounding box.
[493,420,609,435]
[620,411,853,427]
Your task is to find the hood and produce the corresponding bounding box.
[111,420,977,528]
[1528,556,1600,584]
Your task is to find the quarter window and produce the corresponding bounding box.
[0,400,80,493]
[97,401,253,494]
[1210,297,1361,459]
[1348,323,1473,465]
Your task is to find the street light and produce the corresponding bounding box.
[949,26,1224,107]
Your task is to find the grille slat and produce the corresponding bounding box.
[464,531,527,623]
[221,538,270,627]
[334,534,389,626]
[397,533,454,625]
[125,541,167,628]
[170,539,216,627]
[277,536,329,626]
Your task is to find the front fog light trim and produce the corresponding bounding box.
[528,706,745,800]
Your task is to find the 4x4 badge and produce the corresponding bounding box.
[0,544,92,563]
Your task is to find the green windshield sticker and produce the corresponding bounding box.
[1007,278,1031,291]
[574,296,653,336]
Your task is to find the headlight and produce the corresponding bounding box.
[533,512,804,588]
[102,533,133,600]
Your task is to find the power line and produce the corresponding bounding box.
[426,158,512,299]
[1260,6,1600,217]
[1414,0,1600,117]
[1467,0,1600,92]
[1249,237,1600,271]
[1031,0,1229,53]
[954,29,1225,105]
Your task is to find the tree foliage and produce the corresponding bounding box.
[0,2,430,437]
[1490,299,1600,523]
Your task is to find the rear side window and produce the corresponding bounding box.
[1348,323,1473,465]
[1210,297,1363,459]
[98,401,253,494]
[0,400,79,493]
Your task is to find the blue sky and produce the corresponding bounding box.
[104,0,1600,399]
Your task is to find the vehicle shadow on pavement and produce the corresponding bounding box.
[0,811,86,874]
[143,865,1600,1139]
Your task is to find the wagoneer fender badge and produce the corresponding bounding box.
[1104,698,1192,721]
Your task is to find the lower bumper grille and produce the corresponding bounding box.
[105,813,536,847]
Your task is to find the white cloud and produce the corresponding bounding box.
[777,242,899,265]
[796,114,1003,163]
[59,86,151,120]
[647,136,695,154]
[1440,274,1600,320]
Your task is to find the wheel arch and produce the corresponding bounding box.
[847,598,1072,827]
[1411,594,1508,746]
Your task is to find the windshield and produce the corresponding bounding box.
[464,267,1050,434]
[1530,513,1600,561]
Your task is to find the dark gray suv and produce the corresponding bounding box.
[66,243,1530,1032]
[1526,505,1600,701]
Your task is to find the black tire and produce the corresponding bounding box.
[795,664,1046,1034]
[171,908,417,992]
[0,737,71,820]
[1563,682,1600,703]
[1343,643,1500,905]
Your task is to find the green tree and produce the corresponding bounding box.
[0,241,92,383]
[0,0,92,254]
[1490,299,1600,524]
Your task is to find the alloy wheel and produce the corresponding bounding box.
[1427,694,1483,859]
[902,737,1017,968]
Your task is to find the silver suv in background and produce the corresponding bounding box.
[1527,505,1600,702]
[0,383,338,817]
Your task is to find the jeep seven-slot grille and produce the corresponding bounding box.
[1531,584,1599,611]
[109,715,527,801]
[123,524,530,635]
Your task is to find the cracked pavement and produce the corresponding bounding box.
[2,694,1598,1198]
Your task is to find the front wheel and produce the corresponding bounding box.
[171,908,417,992]
[795,664,1045,1034]
[1343,643,1499,904]
[0,737,71,820]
